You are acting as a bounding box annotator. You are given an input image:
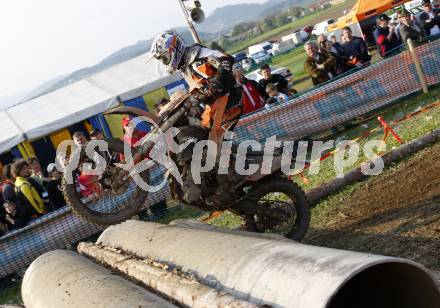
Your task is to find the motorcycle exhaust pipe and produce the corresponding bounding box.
[95,220,440,308]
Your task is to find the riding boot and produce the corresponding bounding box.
[182,167,202,204]
[205,171,241,208]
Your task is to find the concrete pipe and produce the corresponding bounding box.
[170,218,291,242]
[97,220,440,308]
[78,242,258,308]
[22,250,177,308]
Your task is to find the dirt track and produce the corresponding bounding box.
[305,141,440,271]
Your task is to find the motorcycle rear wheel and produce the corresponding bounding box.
[62,139,150,225]
[240,177,310,241]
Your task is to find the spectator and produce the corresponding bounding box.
[0,222,7,236]
[56,153,70,172]
[90,129,104,141]
[323,41,353,75]
[232,64,267,114]
[27,157,49,188]
[419,0,440,37]
[340,33,346,43]
[398,8,427,44]
[154,98,169,115]
[90,129,118,164]
[318,34,345,55]
[2,164,16,203]
[265,83,289,109]
[46,163,66,210]
[3,200,31,230]
[122,116,148,147]
[374,14,403,57]
[119,116,149,161]
[259,64,293,96]
[72,131,88,147]
[341,26,371,65]
[329,35,344,55]
[0,205,8,236]
[11,160,46,217]
[330,35,338,44]
[317,34,328,53]
[0,181,2,200]
[264,97,280,110]
[77,157,102,204]
[392,14,403,41]
[26,157,51,208]
[304,41,337,86]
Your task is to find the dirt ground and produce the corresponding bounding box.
[304,141,440,274]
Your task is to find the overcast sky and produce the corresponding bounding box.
[0,0,266,103]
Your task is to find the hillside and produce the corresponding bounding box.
[201,0,316,33]
[22,0,318,101]
[23,28,223,101]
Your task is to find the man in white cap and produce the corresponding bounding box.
[46,163,65,210]
[398,7,427,43]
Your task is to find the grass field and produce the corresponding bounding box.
[299,87,440,190]
[226,0,356,55]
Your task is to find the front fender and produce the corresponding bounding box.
[104,106,160,125]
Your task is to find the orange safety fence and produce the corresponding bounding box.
[294,100,440,184]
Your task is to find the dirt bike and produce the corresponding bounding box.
[62,92,310,241]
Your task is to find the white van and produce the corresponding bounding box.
[312,19,336,36]
[272,40,296,56]
[282,32,304,45]
[404,0,422,10]
[248,42,273,56]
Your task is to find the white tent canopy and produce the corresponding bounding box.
[0,52,182,154]
[0,111,25,154]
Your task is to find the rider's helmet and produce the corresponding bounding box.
[151,30,186,73]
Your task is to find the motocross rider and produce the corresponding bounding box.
[151,30,243,207]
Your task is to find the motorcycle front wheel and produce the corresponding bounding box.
[62,138,150,225]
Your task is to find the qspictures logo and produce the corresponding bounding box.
[56,116,387,193]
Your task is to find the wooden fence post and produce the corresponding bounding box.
[407,38,429,94]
